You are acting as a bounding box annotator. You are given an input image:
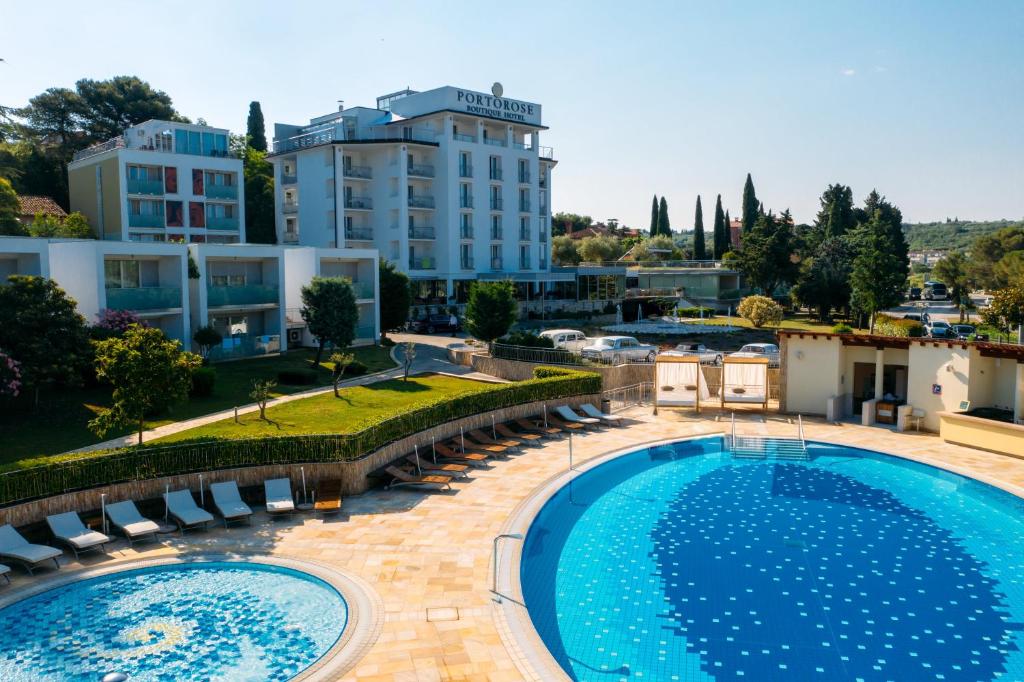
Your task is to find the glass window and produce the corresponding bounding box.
[174,129,188,153]
[188,131,201,155]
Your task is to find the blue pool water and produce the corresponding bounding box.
[521,437,1024,681]
[0,561,347,681]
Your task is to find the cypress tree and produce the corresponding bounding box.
[741,173,758,232]
[693,195,706,260]
[725,210,732,250]
[657,197,670,236]
[712,194,726,259]
[649,195,659,235]
[247,101,267,152]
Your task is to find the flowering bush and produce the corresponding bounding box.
[737,295,784,328]
[0,350,22,398]
[96,309,146,334]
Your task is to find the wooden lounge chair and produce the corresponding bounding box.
[406,454,469,477]
[313,480,343,517]
[514,418,562,437]
[468,428,522,450]
[451,437,510,455]
[546,415,586,432]
[433,442,490,466]
[0,524,61,574]
[496,422,543,444]
[46,512,111,558]
[385,465,452,490]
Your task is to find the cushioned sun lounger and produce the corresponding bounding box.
[555,405,601,428]
[105,500,161,546]
[385,465,453,490]
[164,489,215,535]
[546,415,587,432]
[0,524,61,574]
[264,478,296,516]
[210,481,253,527]
[514,418,562,437]
[406,454,469,477]
[0,564,9,584]
[46,511,110,558]
[468,429,522,450]
[313,480,343,516]
[495,422,543,443]
[433,442,490,466]
[580,403,624,426]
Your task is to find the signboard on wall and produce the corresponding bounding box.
[932,384,942,395]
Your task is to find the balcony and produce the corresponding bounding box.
[281,174,297,185]
[345,196,373,210]
[520,260,531,270]
[539,229,548,242]
[207,216,239,230]
[491,257,504,270]
[207,283,279,307]
[345,226,374,241]
[483,137,507,148]
[127,213,164,228]
[105,286,182,311]
[490,198,503,211]
[490,228,503,241]
[453,133,477,143]
[409,257,436,270]
[459,165,473,178]
[408,225,436,240]
[519,172,531,184]
[282,202,298,214]
[520,229,531,241]
[460,225,474,239]
[539,204,548,216]
[519,201,531,213]
[407,164,435,178]
[207,334,281,362]
[352,281,375,299]
[460,196,474,209]
[489,168,503,181]
[539,146,554,159]
[539,177,548,189]
[343,165,372,180]
[283,231,299,244]
[206,184,238,200]
[408,195,435,209]
[461,256,475,270]
[512,141,535,151]
[127,178,164,196]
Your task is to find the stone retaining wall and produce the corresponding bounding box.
[471,354,653,390]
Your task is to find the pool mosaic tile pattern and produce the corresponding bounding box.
[521,437,1024,681]
[0,561,347,681]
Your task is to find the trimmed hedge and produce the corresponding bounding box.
[874,314,924,338]
[0,368,601,507]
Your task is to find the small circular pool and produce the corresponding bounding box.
[0,560,348,681]
[520,437,1024,681]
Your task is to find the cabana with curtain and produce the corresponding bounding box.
[654,355,711,414]
[720,356,770,410]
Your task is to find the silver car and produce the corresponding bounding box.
[581,336,658,364]
[728,343,780,366]
[661,343,723,365]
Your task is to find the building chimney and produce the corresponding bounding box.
[337,100,344,112]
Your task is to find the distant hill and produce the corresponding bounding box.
[902,219,1024,252]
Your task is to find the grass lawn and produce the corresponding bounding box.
[0,346,396,464]
[153,374,486,443]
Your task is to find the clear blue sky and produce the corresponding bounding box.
[2,0,1022,228]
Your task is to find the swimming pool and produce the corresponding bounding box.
[0,560,348,681]
[520,437,1024,681]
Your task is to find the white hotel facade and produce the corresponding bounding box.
[266,85,557,303]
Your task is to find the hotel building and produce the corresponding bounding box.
[266,84,558,303]
[68,120,245,244]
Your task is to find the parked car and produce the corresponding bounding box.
[907,287,922,301]
[411,314,460,334]
[902,313,923,322]
[661,343,723,365]
[539,329,588,351]
[728,343,780,366]
[923,282,948,300]
[951,324,976,340]
[581,336,657,364]
[925,320,952,338]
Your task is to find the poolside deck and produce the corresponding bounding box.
[7,408,1024,681]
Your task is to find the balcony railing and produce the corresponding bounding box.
[484,137,507,147]
[539,259,548,270]
[407,164,435,178]
[343,165,372,179]
[539,177,548,189]
[282,231,299,244]
[459,165,473,178]
[345,226,374,240]
[207,283,279,307]
[127,213,164,228]
[205,184,238,200]
[512,141,533,151]
[352,281,375,299]
[271,125,436,155]
[490,198,503,211]
[282,202,298,214]
[520,259,531,270]
[460,225,474,239]
[281,174,297,185]
[207,334,280,362]
[461,256,474,270]
[206,216,239,230]
[491,257,504,270]
[453,133,477,143]
[539,204,548,216]
[539,229,548,242]
[491,228,503,240]
[408,226,436,239]
[519,201,531,213]
[73,137,125,162]
[539,146,554,159]
[345,196,373,210]
[408,195,435,209]
[105,286,182,311]
[519,173,531,184]
[126,178,164,196]
[409,257,436,270]
[520,229,531,241]
[74,136,237,162]
[489,168,503,181]
[460,196,474,209]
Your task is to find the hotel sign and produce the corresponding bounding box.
[454,89,541,126]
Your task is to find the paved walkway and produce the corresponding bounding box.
[72,340,498,453]
[14,409,1024,680]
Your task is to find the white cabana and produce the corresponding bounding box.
[654,355,711,414]
[721,357,770,410]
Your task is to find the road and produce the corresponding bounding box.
[883,293,991,323]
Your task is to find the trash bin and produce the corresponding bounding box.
[601,398,612,414]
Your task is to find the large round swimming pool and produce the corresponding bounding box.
[0,560,348,681]
[521,437,1024,681]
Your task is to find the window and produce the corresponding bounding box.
[519,245,530,270]
[460,213,473,239]
[519,188,530,212]
[539,244,547,269]
[189,202,205,227]
[166,201,184,227]
[164,167,178,193]
[460,243,473,269]
[460,183,473,208]
[520,217,530,241]
[490,185,502,210]
[192,169,204,195]
[489,156,502,181]
[491,215,502,240]
[518,159,529,183]
[459,152,472,177]
[104,260,140,289]
[206,203,236,219]
[490,244,502,269]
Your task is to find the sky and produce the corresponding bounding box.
[2,0,1022,228]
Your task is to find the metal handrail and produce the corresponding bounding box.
[798,414,805,450]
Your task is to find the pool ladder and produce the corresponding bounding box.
[729,413,809,460]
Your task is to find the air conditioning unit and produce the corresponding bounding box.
[287,328,303,345]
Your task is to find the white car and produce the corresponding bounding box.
[539,329,588,351]
[581,336,657,364]
[728,343,780,366]
[661,343,723,365]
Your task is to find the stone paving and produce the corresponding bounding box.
[7,406,1024,681]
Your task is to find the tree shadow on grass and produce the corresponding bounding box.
[363,378,431,393]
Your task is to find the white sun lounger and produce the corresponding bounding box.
[46,512,111,558]
[209,481,253,527]
[105,500,161,546]
[164,489,214,534]
[0,524,61,574]
[555,405,601,428]
[264,478,295,516]
[580,403,624,426]
[0,564,9,584]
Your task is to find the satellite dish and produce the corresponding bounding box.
[491,82,504,98]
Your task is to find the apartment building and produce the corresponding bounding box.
[68,120,245,244]
[266,84,556,304]
[0,237,50,280]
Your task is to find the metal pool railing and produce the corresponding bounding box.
[602,382,654,412]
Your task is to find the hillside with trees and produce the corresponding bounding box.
[902,219,1023,252]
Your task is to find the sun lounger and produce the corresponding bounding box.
[264,478,296,516]
[46,512,110,558]
[580,403,624,426]
[105,500,161,546]
[210,481,253,527]
[406,454,469,477]
[433,442,490,465]
[496,422,543,443]
[468,429,522,450]
[313,480,343,516]
[514,418,562,437]
[453,436,510,455]
[0,524,61,574]
[546,415,587,432]
[385,465,453,490]
[164,489,215,534]
[0,564,9,584]
[555,405,602,428]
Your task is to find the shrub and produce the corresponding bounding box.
[677,306,715,318]
[831,323,853,335]
[737,295,783,328]
[277,369,319,385]
[504,331,555,348]
[874,314,924,338]
[344,360,368,377]
[95,309,145,335]
[380,337,396,348]
[532,366,578,379]
[190,366,216,397]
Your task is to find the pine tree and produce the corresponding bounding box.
[649,195,659,235]
[246,101,267,152]
[693,195,706,260]
[741,173,758,232]
[657,197,670,236]
[712,194,726,259]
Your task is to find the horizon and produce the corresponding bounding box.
[2,0,1022,227]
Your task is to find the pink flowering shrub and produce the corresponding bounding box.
[96,309,146,334]
[0,350,21,398]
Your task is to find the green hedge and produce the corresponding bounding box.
[0,368,601,507]
[874,314,924,338]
